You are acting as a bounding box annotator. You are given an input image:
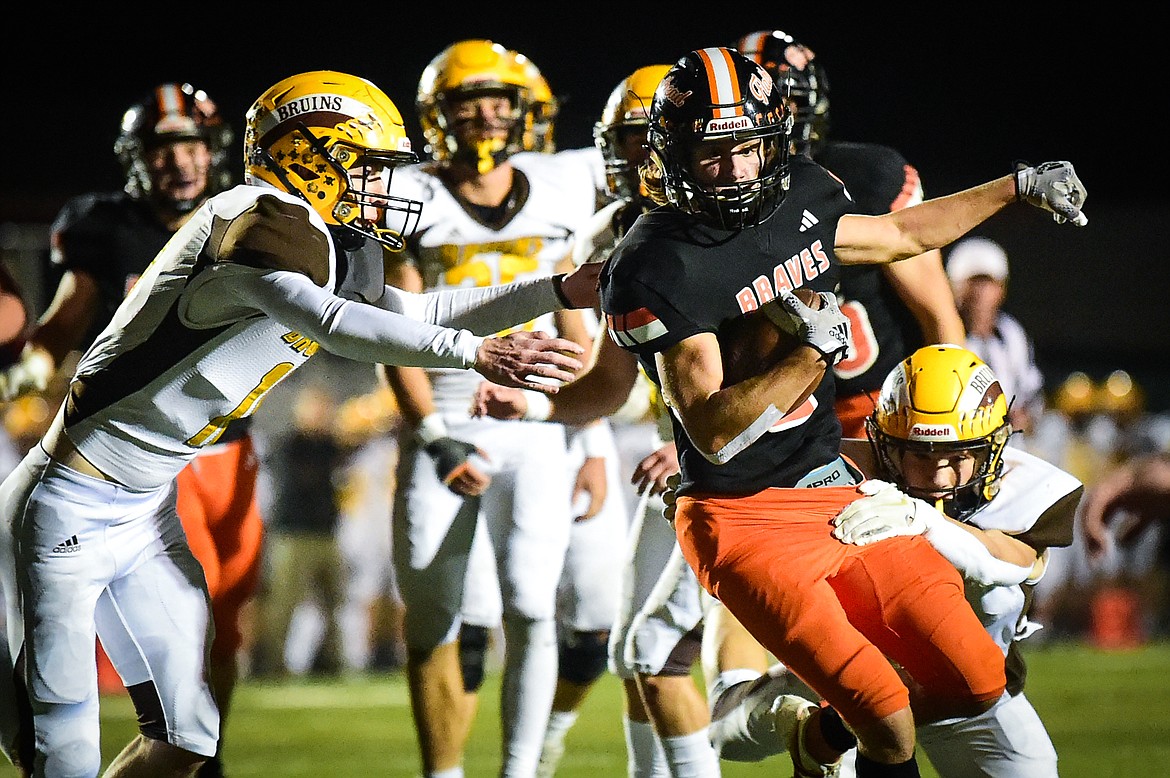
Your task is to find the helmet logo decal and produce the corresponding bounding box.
[705,116,753,133]
[660,74,692,108]
[275,94,345,123]
[254,94,372,140]
[748,71,774,104]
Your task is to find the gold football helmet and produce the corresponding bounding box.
[243,70,422,251]
[593,64,671,200]
[527,60,559,153]
[416,39,556,172]
[867,344,1012,520]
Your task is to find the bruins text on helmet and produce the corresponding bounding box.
[734,29,830,155]
[416,39,558,173]
[867,344,1013,520]
[645,47,793,230]
[594,64,672,201]
[243,70,422,251]
[115,82,234,212]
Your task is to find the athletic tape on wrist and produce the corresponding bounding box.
[522,390,552,421]
[415,413,449,446]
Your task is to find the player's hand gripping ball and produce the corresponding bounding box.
[718,288,825,389]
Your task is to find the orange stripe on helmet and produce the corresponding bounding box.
[695,47,744,118]
[739,32,770,63]
[155,84,185,122]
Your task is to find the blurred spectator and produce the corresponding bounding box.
[946,237,1045,441]
[251,384,352,678]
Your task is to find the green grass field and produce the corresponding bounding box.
[3,640,1168,776]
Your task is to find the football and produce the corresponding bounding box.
[718,288,824,390]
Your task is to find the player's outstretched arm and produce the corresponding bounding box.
[834,161,1087,267]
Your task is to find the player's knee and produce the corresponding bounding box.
[559,630,609,685]
[458,624,490,693]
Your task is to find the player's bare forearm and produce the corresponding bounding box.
[549,332,640,424]
[836,176,1016,266]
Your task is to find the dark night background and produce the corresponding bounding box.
[2,11,1166,409]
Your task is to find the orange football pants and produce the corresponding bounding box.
[675,483,1005,728]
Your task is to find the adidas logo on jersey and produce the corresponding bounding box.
[799,210,819,232]
[52,535,80,555]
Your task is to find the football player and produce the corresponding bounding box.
[702,344,1079,777]
[0,82,259,777]
[377,40,602,778]
[527,68,636,778]
[598,46,1085,777]
[0,69,596,778]
[736,29,965,438]
[535,63,722,778]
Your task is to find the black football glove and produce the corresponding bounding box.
[423,437,480,484]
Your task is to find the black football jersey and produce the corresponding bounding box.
[600,155,851,496]
[49,191,174,345]
[814,141,929,396]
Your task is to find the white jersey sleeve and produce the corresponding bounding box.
[62,184,570,491]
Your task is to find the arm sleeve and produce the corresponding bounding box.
[925,518,1036,588]
[379,275,566,335]
[227,269,484,369]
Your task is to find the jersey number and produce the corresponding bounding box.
[832,300,878,380]
[186,363,295,447]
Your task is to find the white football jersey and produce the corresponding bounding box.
[63,183,560,490]
[391,151,598,413]
[64,186,339,489]
[965,446,1081,652]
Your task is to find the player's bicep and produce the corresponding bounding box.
[834,212,914,266]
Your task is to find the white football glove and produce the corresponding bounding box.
[832,479,945,546]
[1014,161,1088,227]
[766,290,852,365]
[0,350,53,402]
